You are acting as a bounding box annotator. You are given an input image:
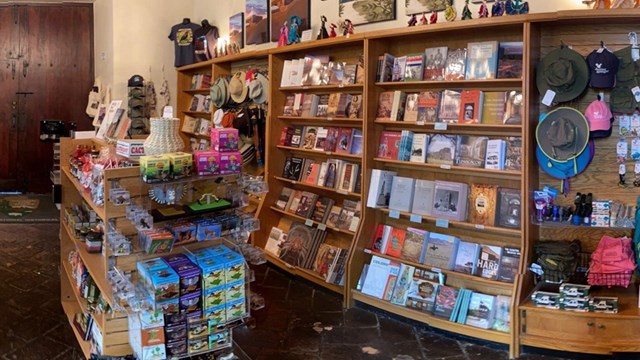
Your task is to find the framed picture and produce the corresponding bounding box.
[230,12,245,49]
[405,0,448,15]
[246,0,270,45]
[340,0,396,25]
[270,0,310,42]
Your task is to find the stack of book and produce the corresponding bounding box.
[190,73,212,90]
[279,126,363,156]
[282,156,361,194]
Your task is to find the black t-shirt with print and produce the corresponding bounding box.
[168,22,201,67]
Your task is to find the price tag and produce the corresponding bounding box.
[338,84,344,88]
[440,164,451,170]
[364,248,372,254]
[542,89,556,106]
[337,189,348,195]
[417,120,425,126]
[317,223,327,231]
[436,218,449,228]
[162,106,174,118]
[410,214,422,223]
[431,267,442,273]
[327,117,333,121]
[389,210,401,219]
[633,86,640,102]
[475,224,485,230]
[305,219,314,227]
[326,151,332,155]
[434,122,447,131]
[291,180,297,185]
[300,29,313,42]
[284,262,294,269]
[303,86,309,90]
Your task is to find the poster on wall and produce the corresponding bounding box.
[339,0,396,25]
[230,12,245,49]
[270,0,310,42]
[405,0,448,15]
[246,0,270,45]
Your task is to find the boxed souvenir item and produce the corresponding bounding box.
[205,305,227,327]
[589,296,619,313]
[226,297,247,321]
[155,297,180,315]
[168,221,197,244]
[164,312,186,326]
[116,139,146,158]
[140,229,175,255]
[188,337,209,354]
[141,327,165,346]
[218,152,242,175]
[208,329,231,351]
[167,152,193,179]
[140,155,171,183]
[211,128,239,152]
[195,220,222,241]
[170,260,202,295]
[139,310,165,329]
[224,280,245,302]
[163,253,191,267]
[188,318,209,339]
[164,323,187,341]
[199,256,226,290]
[203,286,226,309]
[218,251,245,283]
[193,150,220,176]
[531,290,560,309]
[559,296,589,312]
[141,344,166,360]
[147,267,180,302]
[559,283,591,298]
[166,339,187,357]
[179,292,202,314]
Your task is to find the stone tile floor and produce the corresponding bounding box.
[0,223,630,359]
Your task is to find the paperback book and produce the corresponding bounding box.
[444,48,467,81]
[390,264,416,306]
[376,92,394,120]
[431,180,469,222]
[423,47,448,80]
[411,179,435,216]
[404,54,425,81]
[459,90,484,124]
[280,222,316,267]
[437,90,462,123]
[465,41,499,80]
[497,41,523,79]
[388,176,416,213]
[491,295,512,332]
[301,126,318,150]
[335,128,353,154]
[361,255,401,300]
[497,247,521,283]
[481,92,507,125]
[456,135,488,168]
[404,93,420,122]
[423,232,460,270]
[406,276,439,313]
[453,241,480,275]
[401,227,429,263]
[468,183,498,226]
[410,133,429,163]
[476,245,503,280]
[392,56,407,82]
[366,169,397,208]
[426,134,458,166]
[495,187,521,229]
[378,131,402,160]
[416,91,441,123]
[433,285,460,318]
[505,136,523,171]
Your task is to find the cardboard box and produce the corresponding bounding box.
[205,305,226,328]
[203,286,226,309]
[218,151,242,175]
[172,261,202,295]
[166,339,187,358]
[208,329,231,351]
[211,128,239,152]
[218,251,245,284]
[199,256,226,290]
[140,155,171,183]
[226,298,247,321]
[179,291,202,314]
[224,280,245,303]
[193,150,219,176]
[116,139,145,158]
[147,267,179,302]
[167,152,193,179]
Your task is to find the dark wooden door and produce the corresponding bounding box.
[0,4,94,193]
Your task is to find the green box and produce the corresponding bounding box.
[140,155,171,183]
[167,152,193,179]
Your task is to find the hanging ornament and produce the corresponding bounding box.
[505,0,529,15]
[479,0,489,18]
[430,10,438,24]
[419,12,428,25]
[444,0,457,22]
[462,0,473,20]
[492,0,506,16]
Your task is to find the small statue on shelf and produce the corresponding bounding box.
[343,19,354,37]
[317,15,329,40]
[479,0,489,18]
[288,15,302,45]
[505,0,529,15]
[329,23,337,37]
[462,0,473,20]
[444,0,457,22]
[492,0,506,16]
[430,10,438,24]
[408,14,418,26]
[419,12,429,25]
[277,21,289,47]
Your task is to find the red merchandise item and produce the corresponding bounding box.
[588,235,636,287]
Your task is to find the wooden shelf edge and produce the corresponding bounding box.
[277,145,363,160]
[62,167,106,220]
[373,120,522,132]
[374,158,521,179]
[270,206,355,236]
[274,176,361,198]
[374,78,522,87]
[351,290,511,344]
[61,260,106,333]
[264,252,343,295]
[278,116,364,123]
[278,84,364,92]
[61,300,93,359]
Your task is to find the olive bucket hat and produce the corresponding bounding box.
[536,107,590,163]
[536,45,589,104]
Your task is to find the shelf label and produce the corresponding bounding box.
[475,224,485,230]
[434,122,447,131]
[337,189,348,195]
[389,210,401,219]
[431,267,442,273]
[436,219,449,228]
[305,219,314,227]
[326,151,332,155]
[417,120,425,126]
[291,180,297,185]
[440,164,451,170]
[338,84,344,88]
[284,262,294,269]
[303,86,309,90]
[364,248,372,254]
[410,214,422,224]
[327,117,333,121]
[317,223,327,231]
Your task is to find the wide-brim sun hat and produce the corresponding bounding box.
[228,71,248,104]
[536,46,589,103]
[211,77,229,108]
[536,107,590,163]
[248,72,269,104]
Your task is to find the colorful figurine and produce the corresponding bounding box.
[505,0,529,15]
[462,0,473,20]
[492,0,506,16]
[430,10,438,24]
[277,21,288,47]
[343,19,354,37]
[419,12,429,25]
[317,15,329,40]
[288,15,301,45]
[329,23,337,38]
[479,0,489,18]
[444,0,457,22]
[408,14,418,26]
[592,0,611,7]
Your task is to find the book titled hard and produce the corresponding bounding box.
[367,169,398,208]
[476,245,502,280]
[468,183,498,226]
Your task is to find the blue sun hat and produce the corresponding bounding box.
[536,107,594,194]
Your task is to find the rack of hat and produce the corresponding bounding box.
[518,13,640,356]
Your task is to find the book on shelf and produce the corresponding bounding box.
[468,183,498,227]
[331,248,351,285]
[314,127,329,151]
[497,41,523,79]
[343,64,357,85]
[390,264,416,306]
[376,91,394,121]
[433,285,460,319]
[458,90,484,124]
[388,176,416,213]
[495,187,521,229]
[313,243,341,280]
[503,90,523,125]
[432,181,469,222]
[350,129,363,155]
[282,157,304,181]
[465,41,499,80]
[397,130,415,161]
[404,53,425,82]
[485,139,507,170]
[391,56,407,82]
[276,187,295,210]
[289,125,304,148]
[305,229,327,270]
[280,127,292,146]
[401,227,429,263]
[300,94,319,117]
[416,91,441,123]
[390,91,408,121]
[326,93,341,118]
[465,292,496,329]
[280,60,292,87]
[404,93,420,123]
[301,126,318,150]
[497,247,520,283]
[327,61,345,85]
[491,295,511,332]
[426,134,458,166]
[336,93,351,118]
[378,131,402,160]
[476,245,502,280]
[324,127,339,152]
[292,93,304,116]
[280,222,316,267]
[384,227,407,258]
[505,137,523,171]
[412,179,435,217]
[409,133,429,163]
[339,199,361,232]
[195,118,211,136]
[295,191,319,218]
[453,241,481,275]
[454,289,473,323]
[325,205,343,229]
[423,47,448,81]
[367,169,397,208]
[335,128,354,155]
[406,273,439,313]
[437,90,462,123]
[338,162,358,193]
[265,227,287,256]
[370,224,392,254]
[311,197,335,224]
[316,162,329,187]
[444,48,467,81]
[182,115,198,134]
[316,94,330,117]
[301,159,318,184]
[423,232,460,270]
[323,159,341,189]
[449,288,466,322]
[347,94,363,119]
[377,53,395,82]
[189,94,205,112]
[287,190,303,214]
[357,264,370,291]
[301,55,330,86]
[456,135,488,168]
[481,92,507,125]
[361,255,401,300]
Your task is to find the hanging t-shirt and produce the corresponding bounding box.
[168,21,201,67]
